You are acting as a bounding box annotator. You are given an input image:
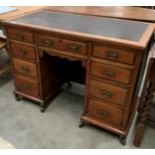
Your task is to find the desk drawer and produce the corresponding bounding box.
[89,80,128,106]
[91,62,132,84]
[14,75,39,97]
[38,35,87,55]
[13,58,37,78]
[93,45,136,65]
[7,28,34,43]
[88,99,123,126]
[10,43,36,60]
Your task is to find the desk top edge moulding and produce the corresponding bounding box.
[1,7,155,145]
[2,10,155,50]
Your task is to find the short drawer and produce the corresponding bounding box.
[91,62,132,84]
[7,28,34,43]
[88,99,123,125]
[13,58,37,78]
[14,75,39,97]
[10,43,36,60]
[93,45,136,65]
[38,35,87,55]
[89,80,128,106]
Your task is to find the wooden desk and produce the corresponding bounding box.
[44,6,155,22]
[1,9,155,145]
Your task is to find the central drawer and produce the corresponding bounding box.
[88,99,123,126]
[91,62,132,84]
[13,58,37,78]
[38,35,87,55]
[89,80,128,106]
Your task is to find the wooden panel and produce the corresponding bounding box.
[13,58,37,78]
[91,62,132,84]
[45,7,155,22]
[89,79,128,106]
[7,28,34,43]
[93,45,136,65]
[10,43,36,60]
[38,35,87,55]
[14,75,39,97]
[88,99,123,125]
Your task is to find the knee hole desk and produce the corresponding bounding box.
[1,10,155,145]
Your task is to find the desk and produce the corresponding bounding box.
[1,9,155,145]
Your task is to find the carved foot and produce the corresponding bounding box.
[79,120,86,128]
[40,106,45,113]
[119,135,126,145]
[67,81,72,89]
[14,94,22,101]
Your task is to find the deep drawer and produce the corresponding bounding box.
[93,45,136,65]
[89,80,128,106]
[10,43,36,60]
[13,58,37,78]
[14,75,39,97]
[7,28,34,43]
[38,35,87,55]
[91,62,132,84]
[88,99,123,126]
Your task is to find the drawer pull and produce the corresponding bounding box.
[16,33,24,40]
[104,70,115,77]
[68,44,79,52]
[98,110,110,117]
[20,65,30,73]
[19,48,27,55]
[43,40,53,47]
[23,83,30,90]
[106,52,118,60]
[101,90,112,98]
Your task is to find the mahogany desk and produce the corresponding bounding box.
[1,9,155,145]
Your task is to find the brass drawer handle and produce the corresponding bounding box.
[106,52,118,60]
[43,40,53,47]
[23,83,30,90]
[68,44,79,52]
[101,90,113,98]
[19,48,27,55]
[20,65,30,73]
[104,70,115,77]
[98,110,110,117]
[16,33,24,40]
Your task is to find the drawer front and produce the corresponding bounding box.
[88,99,123,125]
[38,35,87,55]
[13,58,37,78]
[14,75,39,97]
[93,45,136,65]
[10,43,36,60]
[91,62,132,84]
[7,28,34,43]
[89,80,128,106]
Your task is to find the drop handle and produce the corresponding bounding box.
[19,48,27,55]
[68,44,79,52]
[106,52,118,60]
[16,33,24,40]
[104,70,116,77]
[23,83,30,90]
[43,40,53,47]
[20,65,30,73]
[98,110,110,117]
[101,90,112,98]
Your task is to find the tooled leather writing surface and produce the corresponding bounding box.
[12,11,148,42]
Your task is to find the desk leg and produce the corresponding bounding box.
[134,81,155,147]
